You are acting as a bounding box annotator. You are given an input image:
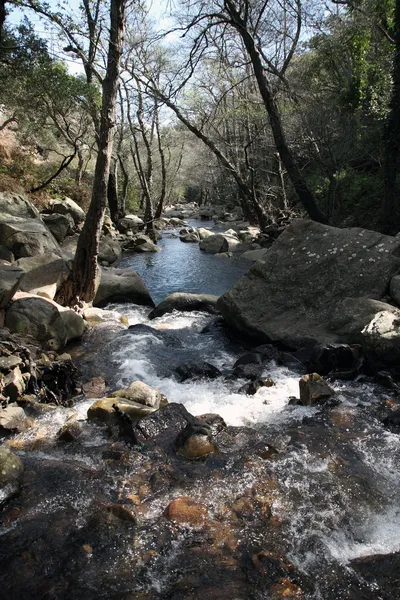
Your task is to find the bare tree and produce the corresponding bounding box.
[56,0,127,307]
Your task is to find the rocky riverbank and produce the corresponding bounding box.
[2,192,400,598]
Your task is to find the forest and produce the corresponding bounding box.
[1,0,399,239]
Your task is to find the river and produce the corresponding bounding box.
[0,221,399,599]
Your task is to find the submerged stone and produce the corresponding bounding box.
[164,496,209,526]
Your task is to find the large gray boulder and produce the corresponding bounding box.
[0,265,24,308]
[41,213,75,243]
[98,237,122,265]
[5,294,85,350]
[93,267,154,308]
[48,197,85,225]
[199,233,241,254]
[14,253,70,300]
[149,292,219,320]
[218,220,400,348]
[0,216,60,258]
[330,297,400,363]
[117,214,144,234]
[0,192,61,258]
[0,192,40,219]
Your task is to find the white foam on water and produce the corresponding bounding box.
[325,506,400,562]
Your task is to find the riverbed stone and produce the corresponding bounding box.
[174,420,217,459]
[164,496,209,526]
[200,233,241,254]
[0,265,24,308]
[218,219,400,348]
[0,445,24,505]
[14,253,69,300]
[299,373,335,405]
[180,231,200,243]
[87,397,157,425]
[197,227,214,240]
[149,292,220,319]
[175,361,222,382]
[93,267,155,308]
[48,197,85,224]
[110,381,163,409]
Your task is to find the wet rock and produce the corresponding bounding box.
[14,253,69,300]
[218,219,400,348]
[127,323,183,347]
[105,502,138,524]
[299,373,335,406]
[0,265,24,308]
[164,496,209,526]
[232,356,264,380]
[253,443,279,460]
[255,343,280,361]
[175,361,221,382]
[82,376,107,399]
[196,413,227,435]
[0,445,24,505]
[149,292,220,320]
[0,404,33,434]
[48,197,85,225]
[234,352,263,367]
[87,397,157,425]
[57,419,84,442]
[308,343,363,378]
[93,267,155,308]
[239,377,276,395]
[41,213,74,243]
[381,409,400,432]
[110,380,164,409]
[174,421,217,459]
[350,551,400,599]
[278,352,307,373]
[135,402,193,444]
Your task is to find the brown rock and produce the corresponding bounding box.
[299,373,335,406]
[82,376,107,399]
[165,496,209,526]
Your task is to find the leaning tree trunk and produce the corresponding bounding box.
[55,0,126,307]
[383,0,400,233]
[225,0,328,225]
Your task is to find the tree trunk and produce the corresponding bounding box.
[107,158,119,223]
[55,0,126,307]
[383,0,400,233]
[225,0,329,225]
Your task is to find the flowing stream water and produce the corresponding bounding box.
[1,221,400,599]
